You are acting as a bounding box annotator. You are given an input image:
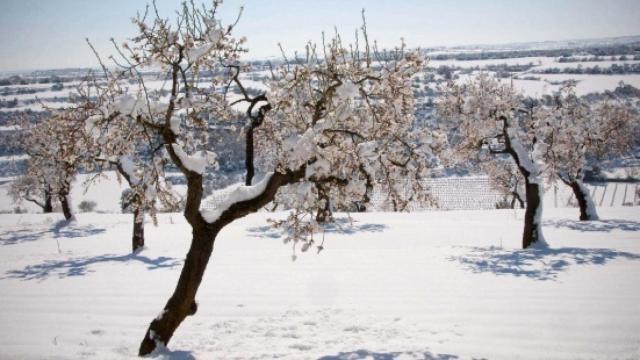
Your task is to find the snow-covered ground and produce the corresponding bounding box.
[1,207,639,359]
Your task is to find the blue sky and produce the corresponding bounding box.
[1,0,639,71]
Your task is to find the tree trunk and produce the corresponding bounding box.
[245,126,254,186]
[522,180,544,249]
[138,224,216,356]
[315,185,332,223]
[499,116,545,249]
[43,190,53,213]
[569,180,599,221]
[59,192,75,221]
[132,207,145,253]
[511,192,524,209]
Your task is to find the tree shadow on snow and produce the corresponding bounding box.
[0,220,106,246]
[544,218,640,232]
[318,349,465,360]
[4,252,182,281]
[450,246,640,281]
[246,217,387,239]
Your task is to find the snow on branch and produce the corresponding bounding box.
[200,173,274,223]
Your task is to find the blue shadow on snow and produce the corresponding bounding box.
[0,219,106,246]
[543,218,640,232]
[450,246,640,281]
[5,252,182,281]
[246,217,387,239]
[318,349,466,360]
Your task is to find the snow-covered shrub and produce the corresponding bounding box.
[78,200,97,213]
[540,86,638,221]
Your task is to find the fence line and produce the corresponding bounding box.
[202,177,639,211]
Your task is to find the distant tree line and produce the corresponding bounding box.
[428,43,640,61]
[536,63,640,75]
[558,55,640,62]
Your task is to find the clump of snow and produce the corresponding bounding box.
[84,115,102,140]
[186,27,223,61]
[200,173,273,223]
[283,129,317,168]
[205,28,224,44]
[304,159,331,179]
[335,80,359,100]
[119,155,139,184]
[169,116,181,135]
[112,94,145,117]
[187,44,213,61]
[171,144,210,175]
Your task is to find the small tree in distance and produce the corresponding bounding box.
[79,76,180,252]
[481,158,525,209]
[82,2,444,355]
[12,110,89,221]
[542,87,638,221]
[439,74,549,249]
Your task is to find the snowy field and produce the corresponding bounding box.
[1,207,639,359]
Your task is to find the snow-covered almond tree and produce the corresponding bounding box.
[9,162,54,213]
[439,74,548,248]
[481,158,525,209]
[84,2,441,355]
[13,110,90,221]
[542,87,638,220]
[79,80,180,252]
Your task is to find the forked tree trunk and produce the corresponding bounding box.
[522,180,544,248]
[569,180,599,221]
[138,169,305,356]
[132,207,145,252]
